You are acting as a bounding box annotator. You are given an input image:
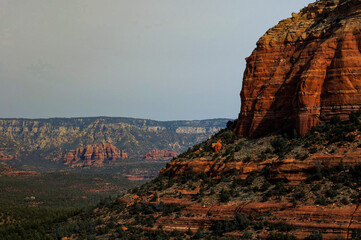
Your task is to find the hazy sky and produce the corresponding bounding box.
[0,0,314,120]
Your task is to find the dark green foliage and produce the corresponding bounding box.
[340,197,349,205]
[129,202,182,216]
[271,137,288,157]
[352,229,361,239]
[292,189,306,200]
[219,189,231,203]
[226,120,237,131]
[210,214,250,236]
[315,195,327,205]
[295,153,309,160]
[330,116,341,125]
[325,188,338,198]
[243,155,252,163]
[0,207,79,240]
[192,227,206,239]
[0,172,139,208]
[235,213,250,230]
[269,222,295,232]
[242,231,253,239]
[309,147,318,154]
[221,130,237,144]
[306,163,323,182]
[305,231,323,240]
[267,231,297,240]
[272,181,290,196]
[311,183,321,192]
[144,228,170,240]
[261,181,272,192]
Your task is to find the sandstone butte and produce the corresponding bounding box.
[234,0,361,137]
[63,143,128,167]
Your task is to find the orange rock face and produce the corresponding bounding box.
[235,0,361,137]
[145,150,179,161]
[64,143,127,167]
[211,140,222,153]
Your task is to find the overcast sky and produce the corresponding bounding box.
[0,0,314,120]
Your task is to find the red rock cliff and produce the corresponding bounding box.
[235,0,361,137]
[64,143,127,167]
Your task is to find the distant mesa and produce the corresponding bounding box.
[145,149,179,161]
[0,117,228,170]
[64,143,127,167]
[235,0,361,137]
[0,163,39,177]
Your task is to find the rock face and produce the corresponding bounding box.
[235,0,361,137]
[64,143,127,167]
[145,150,179,161]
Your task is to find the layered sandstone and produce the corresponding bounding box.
[235,0,361,137]
[164,148,361,185]
[145,150,179,161]
[64,143,127,167]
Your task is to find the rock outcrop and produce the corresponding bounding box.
[211,140,222,153]
[235,0,361,137]
[145,150,179,161]
[0,151,13,161]
[64,143,127,167]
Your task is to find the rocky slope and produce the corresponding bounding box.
[67,111,361,240]
[0,117,227,170]
[235,0,361,137]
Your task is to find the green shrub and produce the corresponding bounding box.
[341,197,349,205]
[234,213,250,231]
[244,156,252,163]
[267,231,297,240]
[325,189,338,198]
[242,231,253,240]
[293,189,306,200]
[315,196,327,205]
[305,231,323,240]
[219,189,231,203]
